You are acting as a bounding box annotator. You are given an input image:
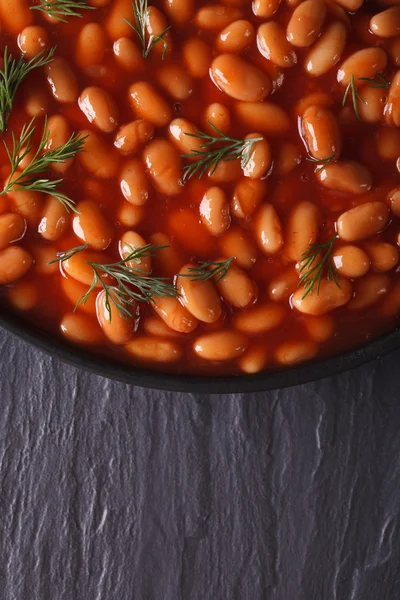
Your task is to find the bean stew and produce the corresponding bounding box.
[1,0,400,375]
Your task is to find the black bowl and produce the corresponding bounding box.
[1,309,400,393]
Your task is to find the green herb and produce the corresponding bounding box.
[306,154,336,173]
[0,46,55,133]
[52,243,179,319]
[0,118,87,212]
[30,0,95,22]
[179,257,235,283]
[342,74,366,121]
[298,237,339,299]
[50,243,90,264]
[125,0,171,60]
[359,73,390,89]
[181,122,263,182]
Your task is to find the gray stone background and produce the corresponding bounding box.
[1,327,399,600]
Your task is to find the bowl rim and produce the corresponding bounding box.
[1,310,399,393]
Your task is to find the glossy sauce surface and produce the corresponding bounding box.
[1,0,400,375]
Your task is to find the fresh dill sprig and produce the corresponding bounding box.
[306,154,336,173]
[342,74,366,121]
[53,243,179,319]
[0,46,55,133]
[30,0,95,22]
[181,122,263,182]
[125,0,171,60]
[298,237,340,299]
[359,73,390,89]
[50,243,90,264]
[0,118,87,212]
[179,257,235,283]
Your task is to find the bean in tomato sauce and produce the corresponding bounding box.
[0,0,400,376]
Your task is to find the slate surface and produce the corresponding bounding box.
[0,327,399,600]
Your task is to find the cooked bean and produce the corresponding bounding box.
[388,187,400,216]
[45,58,78,104]
[9,190,43,227]
[204,103,231,134]
[286,0,326,48]
[113,37,143,72]
[253,0,281,17]
[302,106,342,160]
[332,245,370,277]
[63,250,110,286]
[165,0,194,24]
[194,330,248,360]
[45,115,73,174]
[293,278,352,315]
[73,199,113,250]
[23,84,50,118]
[61,276,97,315]
[168,118,205,154]
[365,242,399,271]
[231,178,267,219]
[233,303,285,333]
[176,264,222,323]
[358,86,386,123]
[295,92,333,115]
[330,0,362,10]
[114,120,154,156]
[337,48,388,87]
[18,26,48,58]
[207,158,242,183]
[371,7,400,37]
[217,20,255,53]
[210,54,271,102]
[219,227,257,268]
[78,130,120,178]
[337,202,389,241]
[78,87,119,133]
[235,101,290,135]
[60,313,103,345]
[305,21,347,76]
[8,280,38,311]
[257,22,297,68]
[275,142,302,175]
[143,315,184,338]
[149,233,184,278]
[243,134,271,179]
[129,82,172,127]
[119,159,150,206]
[146,6,172,57]
[254,204,283,255]
[76,23,107,68]
[119,231,151,273]
[0,0,32,34]
[117,202,145,227]
[105,0,135,39]
[156,65,194,102]
[0,246,32,284]
[195,5,243,30]
[348,273,390,309]
[238,344,269,373]
[268,268,298,302]
[182,38,212,79]
[143,139,182,196]
[216,261,257,308]
[377,127,400,159]
[303,315,334,342]
[153,296,198,333]
[126,337,183,362]
[275,339,318,365]
[32,245,58,275]
[285,201,319,262]
[384,72,400,127]
[389,38,400,67]
[97,288,137,344]
[0,213,26,250]
[38,195,69,241]
[200,187,231,236]
[317,161,372,194]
